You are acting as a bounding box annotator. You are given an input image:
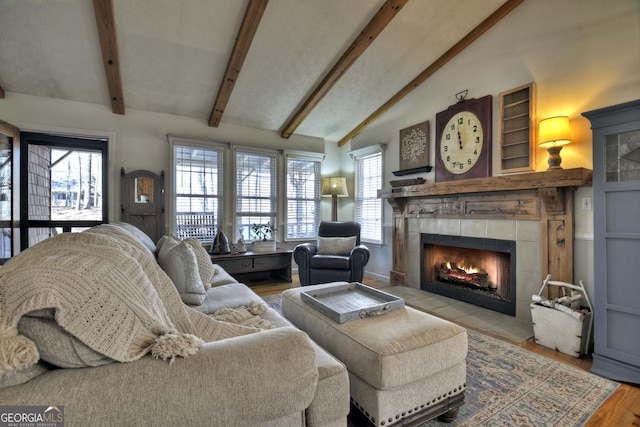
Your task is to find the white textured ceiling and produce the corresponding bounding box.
[0,0,507,142]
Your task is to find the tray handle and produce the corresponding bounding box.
[359,305,391,319]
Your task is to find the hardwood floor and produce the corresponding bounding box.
[252,276,640,427]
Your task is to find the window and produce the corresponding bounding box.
[286,154,322,240]
[353,145,385,244]
[0,132,13,263]
[20,132,109,250]
[169,136,322,244]
[171,142,223,243]
[236,149,277,242]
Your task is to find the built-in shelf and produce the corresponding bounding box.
[498,83,536,173]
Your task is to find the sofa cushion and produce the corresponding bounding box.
[0,362,49,389]
[317,236,357,255]
[157,236,207,305]
[193,282,260,314]
[310,254,351,270]
[210,264,239,287]
[18,311,114,369]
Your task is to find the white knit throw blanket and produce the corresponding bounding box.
[0,226,260,373]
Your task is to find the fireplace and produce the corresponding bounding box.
[421,234,517,316]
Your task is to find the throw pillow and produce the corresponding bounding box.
[183,238,216,290]
[106,222,157,257]
[155,234,170,257]
[317,236,357,256]
[158,236,207,305]
[17,312,114,369]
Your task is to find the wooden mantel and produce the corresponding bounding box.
[380,167,592,209]
[378,168,593,294]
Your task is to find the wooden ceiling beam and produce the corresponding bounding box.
[280,0,408,139]
[338,0,525,147]
[209,0,269,127]
[93,0,125,115]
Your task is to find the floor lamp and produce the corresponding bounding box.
[321,177,348,221]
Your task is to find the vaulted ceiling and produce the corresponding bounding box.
[0,0,523,144]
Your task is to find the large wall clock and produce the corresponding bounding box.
[435,95,492,182]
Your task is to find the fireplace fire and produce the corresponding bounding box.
[421,234,516,316]
[438,261,493,290]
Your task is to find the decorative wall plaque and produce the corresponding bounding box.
[399,121,429,172]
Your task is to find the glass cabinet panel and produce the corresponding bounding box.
[135,176,154,203]
[605,129,640,182]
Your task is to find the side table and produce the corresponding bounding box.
[210,249,293,285]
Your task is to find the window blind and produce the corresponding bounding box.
[236,150,277,241]
[355,151,383,244]
[286,155,321,239]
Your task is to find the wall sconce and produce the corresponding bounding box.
[321,177,348,221]
[538,116,571,170]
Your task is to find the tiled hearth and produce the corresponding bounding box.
[382,285,534,343]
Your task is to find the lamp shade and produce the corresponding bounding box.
[538,116,571,148]
[321,177,348,197]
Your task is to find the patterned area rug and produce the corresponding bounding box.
[263,294,618,427]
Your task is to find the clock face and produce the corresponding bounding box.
[435,95,492,182]
[440,111,484,174]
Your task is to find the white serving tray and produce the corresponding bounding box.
[300,282,405,323]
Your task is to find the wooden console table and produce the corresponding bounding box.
[210,249,293,285]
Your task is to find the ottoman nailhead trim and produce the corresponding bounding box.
[351,383,466,427]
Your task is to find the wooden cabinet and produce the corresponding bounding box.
[583,99,640,384]
[211,249,292,285]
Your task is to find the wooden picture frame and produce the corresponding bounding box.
[399,121,429,172]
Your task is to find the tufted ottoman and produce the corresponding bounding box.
[282,282,468,427]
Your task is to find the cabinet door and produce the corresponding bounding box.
[584,99,640,384]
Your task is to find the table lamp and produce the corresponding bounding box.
[538,116,571,170]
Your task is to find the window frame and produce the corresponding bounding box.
[19,132,110,250]
[168,136,325,245]
[349,144,386,245]
[234,146,279,243]
[284,151,324,242]
[168,135,228,243]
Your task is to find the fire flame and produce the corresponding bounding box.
[445,260,480,274]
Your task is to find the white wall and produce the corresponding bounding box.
[341,0,640,286]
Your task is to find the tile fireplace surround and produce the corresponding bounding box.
[379,168,592,323]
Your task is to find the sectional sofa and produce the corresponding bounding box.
[0,223,349,427]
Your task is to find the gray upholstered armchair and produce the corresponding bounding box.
[294,221,370,286]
